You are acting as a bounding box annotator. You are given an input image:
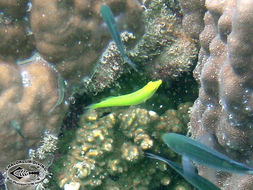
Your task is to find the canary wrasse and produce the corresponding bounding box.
[89,80,162,109]
[146,153,220,190]
[163,133,253,175]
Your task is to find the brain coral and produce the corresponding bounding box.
[0,55,67,170]
[178,0,253,189]
[31,0,144,84]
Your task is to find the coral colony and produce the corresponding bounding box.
[0,0,252,190]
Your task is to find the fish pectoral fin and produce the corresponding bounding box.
[182,156,197,175]
[123,56,138,71]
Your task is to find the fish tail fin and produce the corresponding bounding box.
[84,104,96,110]
[123,56,138,71]
[48,104,56,114]
[145,152,169,163]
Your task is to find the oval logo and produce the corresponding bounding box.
[5,160,47,186]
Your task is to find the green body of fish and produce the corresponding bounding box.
[146,153,220,190]
[100,4,137,70]
[90,80,162,109]
[163,133,253,175]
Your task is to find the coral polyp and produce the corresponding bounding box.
[53,103,193,189]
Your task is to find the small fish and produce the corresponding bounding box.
[146,153,220,190]
[49,75,65,113]
[89,80,162,109]
[100,4,137,71]
[10,120,25,139]
[162,133,253,175]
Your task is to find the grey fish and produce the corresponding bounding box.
[100,4,137,71]
[49,75,65,113]
[163,133,253,175]
[146,153,220,190]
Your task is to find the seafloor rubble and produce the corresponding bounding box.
[178,0,253,189]
[52,103,193,190]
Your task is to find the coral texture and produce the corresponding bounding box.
[179,0,253,189]
[0,0,144,171]
[0,55,66,170]
[81,32,136,94]
[0,0,197,187]
[178,0,205,39]
[140,0,198,81]
[0,0,34,60]
[82,0,198,94]
[31,0,144,85]
[54,103,192,189]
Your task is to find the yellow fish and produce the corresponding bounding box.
[89,80,162,109]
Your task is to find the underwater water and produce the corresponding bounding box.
[1,0,252,190]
